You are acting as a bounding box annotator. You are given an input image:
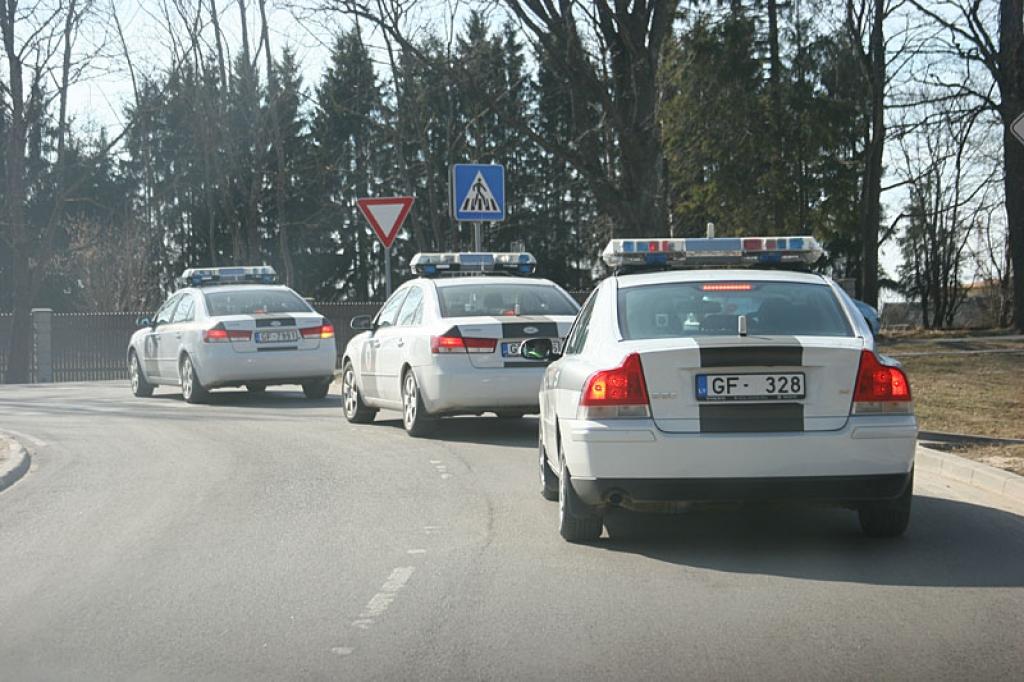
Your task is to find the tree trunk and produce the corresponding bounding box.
[859,0,886,308]
[1000,0,1024,330]
[768,0,784,233]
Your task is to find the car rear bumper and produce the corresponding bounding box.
[417,364,546,413]
[195,343,337,387]
[560,415,917,503]
[572,472,913,506]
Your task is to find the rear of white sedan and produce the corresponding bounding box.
[127,267,337,402]
[532,237,917,542]
[341,253,579,436]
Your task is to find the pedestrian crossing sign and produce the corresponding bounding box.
[451,164,506,222]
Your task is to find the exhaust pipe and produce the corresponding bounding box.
[608,492,624,506]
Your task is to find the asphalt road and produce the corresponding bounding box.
[1,382,1023,681]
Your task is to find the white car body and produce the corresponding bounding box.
[537,268,917,537]
[342,276,579,419]
[127,284,337,395]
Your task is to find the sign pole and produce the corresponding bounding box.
[384,245,393,297]
[474,222,482,251]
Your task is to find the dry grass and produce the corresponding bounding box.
[876,340,1024,476]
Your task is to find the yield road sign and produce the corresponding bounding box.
[451,164,506,222]
[1012,112,1024,148]
[356,197,414,248]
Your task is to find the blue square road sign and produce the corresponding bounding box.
[451,164,506,222]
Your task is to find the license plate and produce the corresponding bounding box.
[501,339,562,358]
[696,373,805,401]
[254,329,299,344]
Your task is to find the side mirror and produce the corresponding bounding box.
[350,314,373,331]
[519,337,560,362]
[136,316,152,328]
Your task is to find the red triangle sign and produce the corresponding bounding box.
[356,197,415,249]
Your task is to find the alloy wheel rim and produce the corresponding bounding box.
[403,375,416,428]
[181,359,192,398]
[343,369,357,417]
[130,358,139,392]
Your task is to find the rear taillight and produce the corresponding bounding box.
[430,335,496,354]
[852,350,913,415]
[203,324,251,342]
[578,353,651,419]
[301,320,334,339]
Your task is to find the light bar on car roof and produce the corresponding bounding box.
[179,266,278,287]
[411,252,537,277]
[601,236,824,269]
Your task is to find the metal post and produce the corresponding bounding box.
[32,308,53,383]
[474,222,482,252]
[384,246,393,297]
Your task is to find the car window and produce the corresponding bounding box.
[436,283,578,318]
[396,287,424,326]
[155,294,182,325]
[376,290,409,328]
[204,288,312,316]
[617,281,853,339]
[563,290,598,355]
[170,294,195,323]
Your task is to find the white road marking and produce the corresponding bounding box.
[0,428,48,448]
[423,525,442,534]
[331,646,354,656]
[429,459,442,464]
[440,473,453,480]
[350,566,415,630]
[406,549,427,555]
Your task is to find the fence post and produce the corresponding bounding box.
[32,308,53,383]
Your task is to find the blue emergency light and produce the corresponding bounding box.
[178,266,278,288]
[411,252,537,277]
[602,236,823,270]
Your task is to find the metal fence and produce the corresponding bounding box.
[0,292,591,384]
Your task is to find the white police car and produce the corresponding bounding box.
[127,267,337,403]
[522,235,917,542]
[340,252,580,436]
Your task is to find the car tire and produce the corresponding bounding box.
[302,379,332,400]
[180,354,209,404]
[558,445,603,542]
[539,440,559,501]
[858,470,913,538]
[401,369,435,437]
[129,352,154,398]
[246,384,266,394]
[342,362,376,424]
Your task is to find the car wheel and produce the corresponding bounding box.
[129,352,154,398]
[401,370,435,437]
[557,443,603,542]
[858,470,913,538]
[302,379,332,400]
[246,384,266,394]
[342,362,376,424]
[179,354,208,404]
[539,437,558,501]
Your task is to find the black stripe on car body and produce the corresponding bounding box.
[698,403,804,433]
[254,317,296,327]
[501,319,558,338]
[696,337,802,367]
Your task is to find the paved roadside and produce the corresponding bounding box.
[0,434,31,493]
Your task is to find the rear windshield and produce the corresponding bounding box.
[617,281,852,339]
[204,289,312,316]
[437,283,579,318]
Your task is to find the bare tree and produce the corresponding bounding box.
[909,0,1024,330]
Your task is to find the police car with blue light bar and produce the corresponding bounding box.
[127,266,337,403]
[520,233,917,542]
[340,252,580,436]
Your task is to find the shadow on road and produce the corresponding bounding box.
[151,389,343,409]
[373,415,538,448]
[596,495,1024,587]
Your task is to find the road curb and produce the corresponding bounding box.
[916,444,1024,501]
[0,436,31,493]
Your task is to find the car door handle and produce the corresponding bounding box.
[175,333,183,339]
[396,339,405,347]
[369,339,381,348]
